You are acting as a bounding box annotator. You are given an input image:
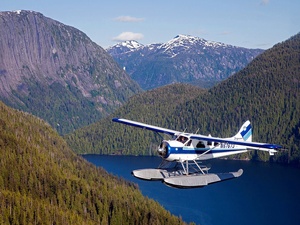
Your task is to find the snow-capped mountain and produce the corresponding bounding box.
[107,35,264,90]
[106,40,144,57]
[158,34,231,57]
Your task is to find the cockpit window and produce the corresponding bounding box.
[177,135,188,144]
[185,140,192,146]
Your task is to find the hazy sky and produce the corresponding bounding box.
[1,0,299,49]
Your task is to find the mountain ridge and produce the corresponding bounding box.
[107,34,264,90]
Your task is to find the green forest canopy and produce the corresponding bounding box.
[0,101,191,225]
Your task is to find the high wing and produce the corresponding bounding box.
[112,118,282,150]
[112,118,178,136]
[190,134,282,150]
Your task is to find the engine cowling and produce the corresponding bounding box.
[157,141,168,158]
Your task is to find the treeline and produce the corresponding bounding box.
[0,101,191,224]
[66,33,300,165]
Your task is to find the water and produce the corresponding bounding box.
[83,155,300,225]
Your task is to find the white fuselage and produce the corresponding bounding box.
[158,139,248,161]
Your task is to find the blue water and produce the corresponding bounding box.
[83,155,300,225]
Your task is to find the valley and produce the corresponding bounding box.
[0,8,299,225]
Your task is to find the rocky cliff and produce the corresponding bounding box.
[0,10,140,134]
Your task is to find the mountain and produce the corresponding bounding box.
[107,40,144,56]
[68,33,300,165]
[0,100,189,224]
[107,34,264,90]
[0,10,141,135]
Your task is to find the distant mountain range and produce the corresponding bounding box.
[0,10,141,134]
[107,34,264,90]
[68,33,300,165]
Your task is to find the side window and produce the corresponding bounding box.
[196,141,205,148]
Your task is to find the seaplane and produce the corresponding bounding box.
[112,118,282,188]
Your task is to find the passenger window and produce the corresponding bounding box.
[196,141,205,148]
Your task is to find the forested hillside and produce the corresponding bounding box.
[65,84,205,155]
[0,101,190,224]
[66,33,300,165]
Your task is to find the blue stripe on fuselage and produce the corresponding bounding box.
[168,147,244,155]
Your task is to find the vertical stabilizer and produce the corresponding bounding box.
[234,121,252,142]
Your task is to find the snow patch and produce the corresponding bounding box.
[120,40,143,50]
[14,10,22,15]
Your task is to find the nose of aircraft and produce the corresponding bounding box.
[157,141,168,157]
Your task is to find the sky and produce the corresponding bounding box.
[1,0,300,49]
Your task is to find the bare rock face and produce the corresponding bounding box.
[0,10,140,134]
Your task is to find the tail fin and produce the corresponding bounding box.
[233,120,252,142]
